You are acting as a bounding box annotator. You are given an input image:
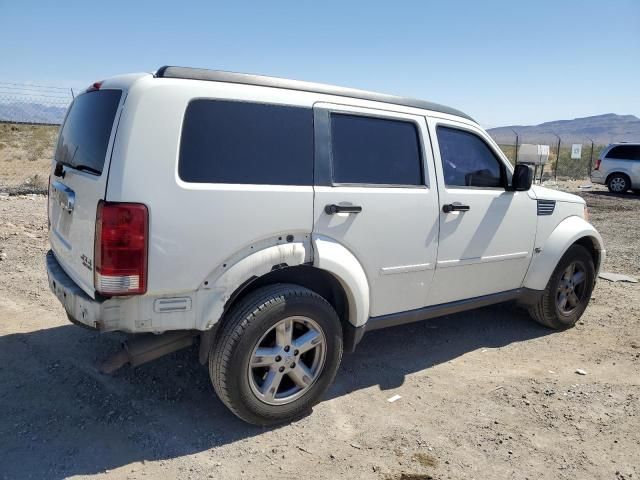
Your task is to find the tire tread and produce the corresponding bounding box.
[209,284,341,424]
[528,244,594,330]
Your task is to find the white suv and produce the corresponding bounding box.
[590,143,640,193]
[47,66,605,425]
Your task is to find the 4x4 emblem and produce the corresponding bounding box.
[81,254,92,271]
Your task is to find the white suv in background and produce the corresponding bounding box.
[591,143,640,193]
[47,66,605,425]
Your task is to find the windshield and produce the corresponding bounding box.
[55,89,122,174]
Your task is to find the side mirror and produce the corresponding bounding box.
[511,164,533,191]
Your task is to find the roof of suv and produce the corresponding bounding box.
[155,66,474,122]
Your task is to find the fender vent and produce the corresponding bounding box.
[537,200,556,216]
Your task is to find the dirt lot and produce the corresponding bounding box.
[0,184,638,480]
[0,123,57,193]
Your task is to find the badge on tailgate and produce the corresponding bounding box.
[81,254,93,271]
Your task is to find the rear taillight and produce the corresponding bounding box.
[594,159,601,171]
[95,201,148,296]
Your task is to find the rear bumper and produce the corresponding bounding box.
[590,171,605,184]
[46,250,199,333]
[47,250,103,329]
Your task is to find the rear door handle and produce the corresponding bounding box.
[442,203,470,213]
[325,204,363,215]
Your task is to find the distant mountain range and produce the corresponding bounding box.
[488,114,640,145]
[0,102,68,124]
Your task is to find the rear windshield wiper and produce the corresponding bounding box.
[53,160,102,177]
[53,145,79,178]
[72,164,102,175]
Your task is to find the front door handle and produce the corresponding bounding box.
[325,204,363,215]
[442,203,470,213]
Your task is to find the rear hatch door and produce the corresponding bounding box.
[49,88,123,298]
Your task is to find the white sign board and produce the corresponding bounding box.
[518,144,550,165]
[571,144,582,160]
[538,144,550,159]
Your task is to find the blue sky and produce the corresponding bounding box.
[1,0,638,126]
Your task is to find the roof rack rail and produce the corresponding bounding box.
[155,66,473,122]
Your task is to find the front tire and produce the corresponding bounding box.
[528,245,595,330]
[209,284,343,425]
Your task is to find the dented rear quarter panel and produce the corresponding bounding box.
[107,76,317,296]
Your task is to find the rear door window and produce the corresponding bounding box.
[605,145,640,160]
[329,113,423,186]
[436,126,504,188]
[55,90,122,175]
[179,100,313,185]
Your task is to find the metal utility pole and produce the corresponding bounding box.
[510,128,519,164]
[552,133,561,182]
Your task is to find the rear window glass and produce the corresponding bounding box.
[178,100,313,185]
[605,145,640,160]
[330,113,423,185]
[55,90,122,175]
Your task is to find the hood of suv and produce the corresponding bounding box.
[531,185,585,205]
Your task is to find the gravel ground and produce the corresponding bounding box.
[0,184,638,480]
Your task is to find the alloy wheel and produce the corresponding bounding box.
[248,316,327,405]
[556,261,587,315]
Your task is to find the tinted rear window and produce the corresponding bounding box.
[178,100,313,185]
[55,90,122,174]
[330,113,423,185]
[605,145,640,160]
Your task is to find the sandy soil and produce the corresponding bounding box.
[0,123,56,192]
[0,184,638,480]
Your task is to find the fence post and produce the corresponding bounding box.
[510,128,519,164]
[586,136,594,178]
[553,133,561,182]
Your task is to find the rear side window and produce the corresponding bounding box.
[330,113,423,186]
[605,145,640,160]
[437,126,504,188]
[179,100,313,185]
[55,90,122,175]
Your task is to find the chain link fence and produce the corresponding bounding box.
[0,82,72,194]
[491,133,606,183]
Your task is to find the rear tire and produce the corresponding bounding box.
[607,173,630,193]
[528,245,595,330]
[209,284,343,425]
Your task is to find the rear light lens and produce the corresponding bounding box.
[594,159,601,171]
[95,201,148,296]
